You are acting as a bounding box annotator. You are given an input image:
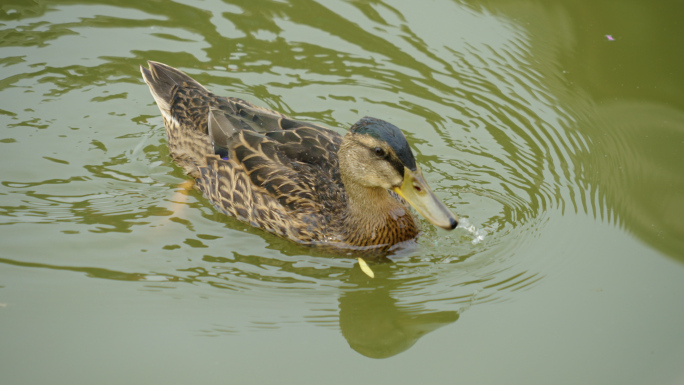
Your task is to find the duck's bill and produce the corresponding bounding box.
[392,166,458,230]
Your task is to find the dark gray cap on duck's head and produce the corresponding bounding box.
[350,117,417,171]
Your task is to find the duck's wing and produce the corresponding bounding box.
[207,100,333,151]
[210,107,345,204]
[141,61,326,178]
[196,109,347,240]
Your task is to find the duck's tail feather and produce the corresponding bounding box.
[140,61,207,119]
[140,61,214,178]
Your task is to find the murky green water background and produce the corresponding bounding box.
[2,0,684,384]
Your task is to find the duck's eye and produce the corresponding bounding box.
[374,147,385,157]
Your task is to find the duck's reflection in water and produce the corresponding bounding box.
[338,268,459,359]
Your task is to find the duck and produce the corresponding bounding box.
[140,61,458,251]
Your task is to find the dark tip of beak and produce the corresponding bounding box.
[449,217,458,229]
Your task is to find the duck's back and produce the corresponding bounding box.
[141,61,348,243]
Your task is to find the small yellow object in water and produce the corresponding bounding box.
[357,258,374,278]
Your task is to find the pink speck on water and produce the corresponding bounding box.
[606,35,615,41]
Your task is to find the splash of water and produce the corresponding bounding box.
[457,217,488,245]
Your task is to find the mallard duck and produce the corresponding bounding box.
[140,61,457,251]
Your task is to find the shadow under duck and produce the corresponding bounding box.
[140,61,457,251]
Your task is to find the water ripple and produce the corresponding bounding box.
[0,0,601,347]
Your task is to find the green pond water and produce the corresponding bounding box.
[1,0,684,384]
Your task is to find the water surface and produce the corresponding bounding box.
[1,0,683,384]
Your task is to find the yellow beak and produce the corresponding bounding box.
[392,166,458,230]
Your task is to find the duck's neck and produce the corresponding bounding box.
[341,181,419,248]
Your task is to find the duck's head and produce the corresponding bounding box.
[339,117,458,230]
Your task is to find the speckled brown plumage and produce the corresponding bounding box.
[141,61,456,251]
